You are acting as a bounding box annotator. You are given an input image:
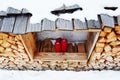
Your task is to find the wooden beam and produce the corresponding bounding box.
[1,17,15,32]
[34,53,87,62]
[19,33,36,61]
[13,15,29,34]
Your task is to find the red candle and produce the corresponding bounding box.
[61,38,68,52]
[54,41,61,52]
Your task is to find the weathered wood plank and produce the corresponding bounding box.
[20,33,36,61]
[41,18,55,31]
[27,23,41,32]
[99,14,114,28]
[117,15,120,26]
[94,20,101,29]
[73,19,87,30]
[1,17,15,32]
[78,43,85,53]
[0,11,7,17]
[34,53,87,61]
[0,18,3,30]
[13,15,28,34]
[56,18,73,30]
[86,32,100,59]
[87,20,96,29]
[21,8,32,16]
[7,7,21,14]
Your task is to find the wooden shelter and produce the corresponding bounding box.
[0,7,120,71]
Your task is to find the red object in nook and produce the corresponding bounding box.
[54,42,61,52]
[61,38,68,52]
[56,38,62,43]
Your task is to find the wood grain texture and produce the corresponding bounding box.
[0,18,3,30]
[20,33,36,61]
[41,18,55,31]
[86,32,100,59]
[87,20,101,29]
[1,17,15,32]
[27,23,41,32]
[117,15,120,26]
[7,7,21,14]
[13,15,28,34]
[78,43,85,53]
[87,20,96,29]
[56,18,73,30]
[73,19,87,30]
[34,53,87,61]
[100,14,114,28]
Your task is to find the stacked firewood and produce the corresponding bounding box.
[89,26,120,70]
[0,33,29,70]
[26,59,87,71]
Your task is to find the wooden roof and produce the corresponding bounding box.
[0,7,119,34]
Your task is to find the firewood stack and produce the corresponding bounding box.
[0,32,29,70]
[89,26,120,70]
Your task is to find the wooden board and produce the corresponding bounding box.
[21,8,32,16]
[41,18,55,31]
[7,7,21,14]
[27,23,41,32]
[0,18,3,30]
[117,15,120,26]
[87,20,96,29]
[86,32,100,59]
[94,20,101,29]
[73,19,87,30]
[13,15,28,34]
[1,17,15,32]
[56,18,73,30]
[78,43,85,53]
[0,11,7,16]
[99,14,114,28]
[20,33,36,61]
[34,53,87,62]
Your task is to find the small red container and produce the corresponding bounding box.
[61,38,68,52]
[54,41,61,52]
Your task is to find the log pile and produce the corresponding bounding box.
[89,26,120,70]
[0,32,29,70]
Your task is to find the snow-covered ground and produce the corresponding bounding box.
[0,0,120,80]
[0,70,120,80]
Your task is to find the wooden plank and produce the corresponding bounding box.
[73,43,78,52]
[94,20,101,29]
[117,15,120,26]
[13,15,28,34]
[87,20,96,29]
[27,23,41,32]
[67,43,74,52]
[78,43,85,53]
[41,18,55,31]
[34,53,87,61]
[86,32,100,59]
[0,11,7,16]
[0,18,3,30]
[1,17,15,32]
[19,33,36,61]
[21,8,32,16]
[7,7,21,14]
[73,19,87,30]
[56,18,73,30]
[99,14,114,28]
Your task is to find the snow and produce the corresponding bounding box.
[0,70,120,80]
[0,0,120,23]
[0,0,120,80]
